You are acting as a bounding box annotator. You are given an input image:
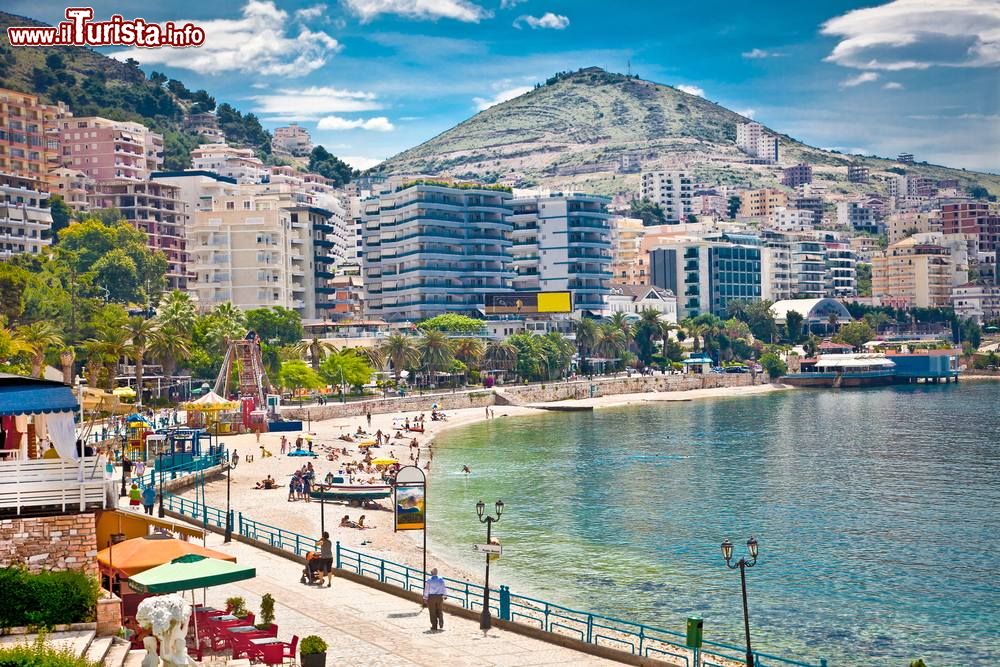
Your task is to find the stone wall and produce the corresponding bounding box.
[285,373,759,421]
[0,512,99,577]
[96,594,122,636]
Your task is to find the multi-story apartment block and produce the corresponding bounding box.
[362,182,514,321]
[847,163,870,183]
[649,236,767,318]
[769,207,814,231]
[897,153,915,164]
[695,190,729,218]
[509,194,612,313]
[887,210,942,244]
[825,242,857,298]
[640,171,695,223]
[781,163,813,188]
[837,201,883,234]
[735,122,779,163]
[188,187,320,317]
[190,143,267,183]
[738,188,787,218]
[272,124,313,157]
[183,113,226,142]
[58,117,162,182]
[850,235,881,262]
[48,166,93,211]
[790,240,828,299]
[952,283,1000,324]
[610,216,647,285]
[0,89,68,189]
[0,173,52,259]
[872,234,968,309]
[943,201,1000,252]
[88,181,189,289]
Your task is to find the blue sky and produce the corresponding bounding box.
[13,0,1000,172]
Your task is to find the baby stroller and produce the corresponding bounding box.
[300,551,327,586]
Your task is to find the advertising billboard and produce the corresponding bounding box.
[484,291,572,315]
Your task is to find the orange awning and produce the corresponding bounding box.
[97,533,236,578]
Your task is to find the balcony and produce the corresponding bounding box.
[0,455,111,516]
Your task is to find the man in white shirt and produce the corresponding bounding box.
[423,568,447,631]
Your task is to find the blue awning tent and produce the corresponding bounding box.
[0,374,78,417]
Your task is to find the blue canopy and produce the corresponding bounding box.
[0,376,78,417]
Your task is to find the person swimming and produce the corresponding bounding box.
[462,465,471,474]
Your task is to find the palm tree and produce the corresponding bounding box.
[293,337,338,370]
[827,312,840,334]
[452,338,485,368]
[0,323,31,367]
[124,316,158,404]
[208,303,246,352]
[16,321,63,378]
[354,345,385,372]
[156,290,196,331]
[594,323,627,372]
[574,318,598,372]
[419,330,455,376]
[81,339,107,390]
[483,340,517,372]
[379,333,420,382]
[608,312,634,347]
[91,327,132,391]
[680,317,702,352]
[149,326,192,378]
[632,309,662,366]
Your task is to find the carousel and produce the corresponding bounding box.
[181,391,242,434]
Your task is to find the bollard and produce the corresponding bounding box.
[336,541,341,569]
[499,585,511,621]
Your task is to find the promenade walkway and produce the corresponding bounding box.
[192,535,622,666]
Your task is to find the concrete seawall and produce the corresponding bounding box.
[284,373,759,421]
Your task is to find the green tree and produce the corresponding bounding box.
[832,321,875,348]
[149,325,191,378]
[293,337,338,371]
[856,263,873,297]
[15,321,63,378]
[0,263,30,323]
[419,330,455,375]
[632,309,662,366]
[48,194,73,239]
[156,290,196,331]
[452,338,485,368]
[629,199,666,226]
[379,333,420,381]
[594,323,627,371]
[759,352,787,378]
[205,303,246,353]
[319,350,373,391]
[483,339,517,373]
[729,299,778,343]
[540,331,575,379]
[123,316,158,403]
[574,318,598,372]
[278,359,322,391]
[784,310,805,344]
[727,195,741,219]
[246,307,303,346]
[308,145,354,186]
[417,313,485,335]
[803,334,820,358]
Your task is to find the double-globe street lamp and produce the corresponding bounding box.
[476,499,504,631]
[721,536,759,667]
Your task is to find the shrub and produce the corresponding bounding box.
[0,633,99,667]
[258,593,276,629]
[759,353,787,379]
[225,596,248,618]
[0,568,98,629]
[300,635,328,655]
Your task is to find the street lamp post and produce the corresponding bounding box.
[475,499,504,631]
[319,483,326,534]
[721,536,759,667]
[119,449,128,498]
[224,445,232,543]
[157,450,165,518]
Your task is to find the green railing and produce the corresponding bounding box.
[162,491,827,667]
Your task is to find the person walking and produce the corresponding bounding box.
[315,531,334,587]
[128,483,142,510]
[280,435,287,455]
[423,568,447,631]
[366,409,372,428]
[141,482,156,515]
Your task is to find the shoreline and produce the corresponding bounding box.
[179,381,790,588]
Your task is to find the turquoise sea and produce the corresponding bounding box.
[427,382,1000,666]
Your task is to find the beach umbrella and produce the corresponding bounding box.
[113,387,137,398]
[97,533,236,578]
[371,457,398,466]
[129,554,256,594]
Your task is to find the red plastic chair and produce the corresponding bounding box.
[281,636,299,664]
[257,642,284,666]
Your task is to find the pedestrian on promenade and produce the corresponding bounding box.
[423,568,447,631]
[141,482,156,515]
[315,531,334,587]
[366,410,372,428]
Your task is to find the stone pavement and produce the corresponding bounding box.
[196,536,622,666]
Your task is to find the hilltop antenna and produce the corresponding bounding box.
[627,59,632,77]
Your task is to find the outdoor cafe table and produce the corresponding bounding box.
[249,638,283,646]
[225,626,269,658]
[209,615,240,622]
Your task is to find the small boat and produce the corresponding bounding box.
[309,476,392,506]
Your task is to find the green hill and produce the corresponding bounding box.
[377,67,1000,198]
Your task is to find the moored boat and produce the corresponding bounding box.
[309,475,392,506]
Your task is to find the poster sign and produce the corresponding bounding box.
[394,484,425,531]
[484,291,572,315]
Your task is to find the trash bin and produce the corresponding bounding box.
[686,616,703,649]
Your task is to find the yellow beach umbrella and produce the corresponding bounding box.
[371,457,398,466]
[113,386,136,398]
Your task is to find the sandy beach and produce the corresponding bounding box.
[179,381,790,585]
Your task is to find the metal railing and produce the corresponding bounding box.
[161,490,826,667]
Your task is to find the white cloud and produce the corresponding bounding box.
[840,72,880,87]
[742,48,785,59]
[676,84,705,97]
[821,0,1000,70]
[883,81,905,89]
[295,4,328,20]
[735,108,756,118]
[343,0,490,22]
[514,12,570,30]
[111,0,339,76]
[500,0,526,7]
[473,86,533,111]
[317,116,395,131]
[341,155,384,170]
[252,86,382,117]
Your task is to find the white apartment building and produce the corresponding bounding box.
[769,207,814,231]
[825,242,857,298]
[735,122,779,163]
[272,124,313,157]
[887,210,942,245]
[48,166,93,211]
[640,171,695,223]
[509,194,613,313]
[952,283,1000,324]
[606,284,677,323]
[610,216,647,285]
[190,143,267,183]
[0,173,52,259]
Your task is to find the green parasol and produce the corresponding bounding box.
[129,554,255,594]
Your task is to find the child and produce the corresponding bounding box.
[129,483,141,509]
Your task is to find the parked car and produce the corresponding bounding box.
[724,366,750,374]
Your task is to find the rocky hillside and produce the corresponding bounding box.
[377,67,1000,198]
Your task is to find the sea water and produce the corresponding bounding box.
[428,382,1000,666]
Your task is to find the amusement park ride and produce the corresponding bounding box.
[212,332,278,433]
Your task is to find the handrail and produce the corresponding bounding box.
[161,490,826,667]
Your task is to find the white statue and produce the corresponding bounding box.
[141,636,159,667]
[135,594,194,667]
